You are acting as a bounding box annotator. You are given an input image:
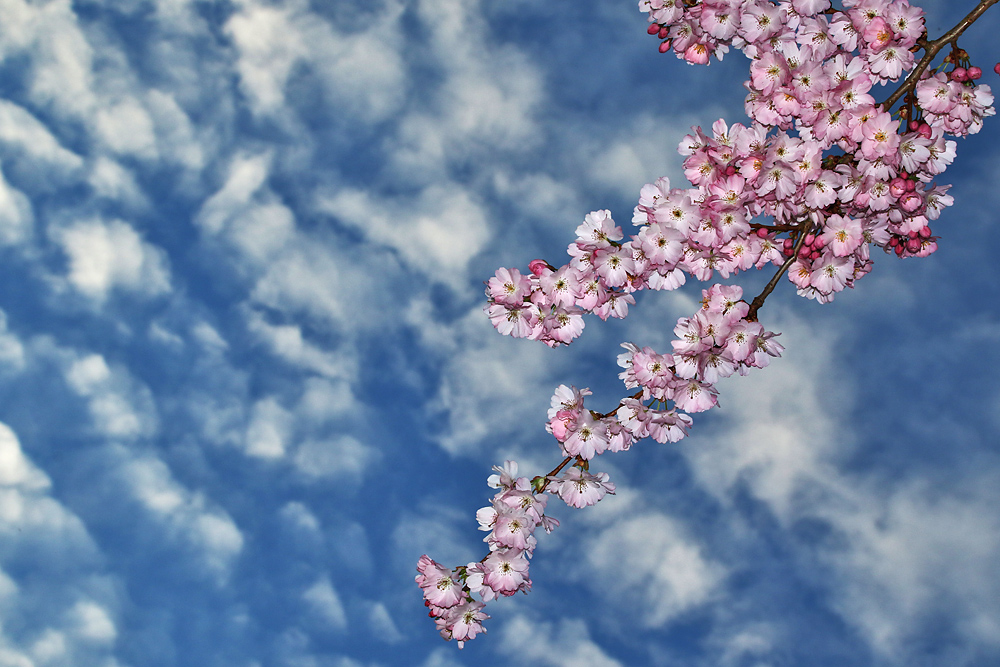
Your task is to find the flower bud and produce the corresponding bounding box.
[647,23,661,35]
[528,259,550,276]
[968,66,982,80]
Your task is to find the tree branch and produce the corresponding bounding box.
[882,0,999,111]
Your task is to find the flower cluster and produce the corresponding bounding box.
[415,460,575,647]
[420,0,998,649]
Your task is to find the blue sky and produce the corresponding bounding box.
[0,0,998,665]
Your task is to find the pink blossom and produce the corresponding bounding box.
[445,600,489,647]
[547,467,616,508]
[483,548,530,595]
[488,267,532,306]
[416,556,463,609]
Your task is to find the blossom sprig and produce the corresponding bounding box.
[418,285,784,647]
[420,0,997,648]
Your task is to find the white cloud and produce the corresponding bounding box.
[827,477,1000,657]
[224,0,309,117]
[302,576,347,631]
[582,511,725,627]
[13,1,99,119]
[279,501,321,536]
[292,436,380,484]
[497,615,622,667]
[194,151,272,235]
[0,422,50,492]
[249,242,348,325]
[0,162,33,245]
[320,183,490,289]
[385,0,542,180]
[145,88,205,171]
[94,97,158,159]
[54,218,171,303]
[419,304,555,456]
[0,310,26,373]
[87,157,147,209]
[70,600,117,644]
[118,449,244,581]
[366,602,403,644]
[296,378,358,422]
[246,312,355,380]
[0,99,83,174]
[224,0,406,122]
[65,353,157,440]
[245,396,293,459]
[682,313,845,521]
[0,422,121,665]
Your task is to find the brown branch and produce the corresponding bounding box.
[746,217,814,322]
[882,0,999,112]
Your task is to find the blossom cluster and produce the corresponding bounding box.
[415,459,610,647]
[419,0,997,649]
[419,284,783,647]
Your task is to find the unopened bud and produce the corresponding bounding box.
[647,23,661,35]
[528,259,550,276]
[968,66,982,80]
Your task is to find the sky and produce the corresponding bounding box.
[0,0,998,665]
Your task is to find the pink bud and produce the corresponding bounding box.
[968,66,982,80]
[658,25,669,39]
[756,227,769,238]
[919,226,932,239]
[528,259,550,276]
[813,236,825,249]
[658,40,672,54]
[894,243,905,256]
[798,246,811,258]
[889,237,899,247]
[647,23,661,35]
[889,178,907,198]
[900,192,922,213]
[994,63,1000,75]
[810,250,820,260]
[782,238,794,250]
[804,233,815,246]
[950,67,968,82]
[917,123,932,139]
[908,120,920,131]
[906,238,921,252]
[905,179,916,192]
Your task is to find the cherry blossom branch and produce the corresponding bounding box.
[746,217,814,322]
[418,0,999,648]
[882,0,999,111]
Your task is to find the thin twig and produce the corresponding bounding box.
[747,217,814,322]
[882,0,999,111]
